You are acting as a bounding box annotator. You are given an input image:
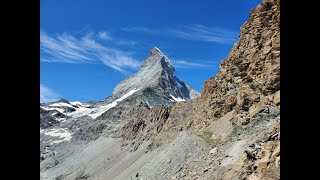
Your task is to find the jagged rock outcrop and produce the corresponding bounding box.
[159,0,280,131]
[116,106,170,142]
[200,0,280,125]
[40,108,65,128]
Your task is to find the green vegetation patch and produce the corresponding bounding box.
[198,131,234,147]
[199,131,218,147]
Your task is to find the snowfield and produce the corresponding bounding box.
[70,101,91,107]
[88,89,140,119]
[170,94,186,102]
[41,128,72,145]
[65,89,140,119]
[49,102,74,108]
[66,106,92,118]
[41,106,65,114]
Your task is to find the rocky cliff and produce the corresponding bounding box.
[158,0,280,131]
[201,0,280,124]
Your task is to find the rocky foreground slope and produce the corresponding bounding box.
[40,0,280,179]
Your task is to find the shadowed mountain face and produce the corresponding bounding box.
[40,0,280,179]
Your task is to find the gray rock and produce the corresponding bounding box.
[111,47,200,106]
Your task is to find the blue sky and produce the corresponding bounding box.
[40,0,261,103]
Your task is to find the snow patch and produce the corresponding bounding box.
[67,106,92,118]
[55,118,66,122]
[88,89,139,119]
[145,99,152,108]
[41,128,72,144]
[170,94,186,102]
[163,55,174,69]
[50,139,66,145]
[49,102,74,108]
[70,101,90,107]
[154,46,161,52]
[43,128,72,140]
[41,106,65,114]
[55,89,139,119]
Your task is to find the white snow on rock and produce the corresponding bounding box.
[163,55,174,69]
[40,128,45,133]
[55,118,66,122]
[209,147,218,155]
[41,106,65,114]
[145,99,152,108]
[41,128,72,145]
[65,89,140,119]
[70,101,90,107]
[170,94,186,102]
[88,89,140,119]
[50,139,66,145]
[49,102,74,108]
[153,46,161,52]
[42,101,93,118]
[66,106,92,118]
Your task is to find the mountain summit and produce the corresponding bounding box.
[149,46,163,56]
[111,47,200,107]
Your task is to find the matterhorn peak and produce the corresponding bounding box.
[149,46,163,56]
[111,47,200,104]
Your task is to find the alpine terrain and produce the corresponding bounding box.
[40,0,280,179]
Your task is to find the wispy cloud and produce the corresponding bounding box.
[40,30,141,73]
[171,59,219,69]
[120,24,238,44]
[169,24,238,44]
[40,84,61,103]
[98,31,137,46]
[98,31,112,41]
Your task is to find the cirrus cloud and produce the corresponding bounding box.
[120,24,238,45]
[40,30,141,74]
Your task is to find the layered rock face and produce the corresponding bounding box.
[142,0,280,134]
[200,0,280,124]
[159,0,281,132]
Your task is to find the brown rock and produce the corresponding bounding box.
[263,46,272,55]
[273,91,280,106]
